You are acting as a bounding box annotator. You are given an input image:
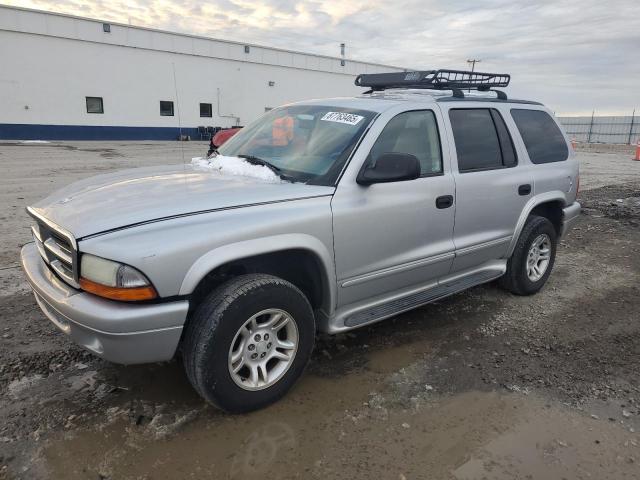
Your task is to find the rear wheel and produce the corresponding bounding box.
[183,274,315,413]
[500,215,557,295]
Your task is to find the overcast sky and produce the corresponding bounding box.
[5,0,640,115]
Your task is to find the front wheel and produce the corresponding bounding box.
[182,274,315,413]
[499,215,557,295]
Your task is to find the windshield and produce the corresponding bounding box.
[218,105,377,185]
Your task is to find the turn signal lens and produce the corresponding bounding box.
[80,254,157,301]
[79,277,157,301]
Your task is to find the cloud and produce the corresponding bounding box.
[4,0,639,114]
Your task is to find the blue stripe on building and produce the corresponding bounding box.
[0,124,202,141]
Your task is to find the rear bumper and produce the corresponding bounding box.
[560,201,581,238]
[21,243,189,364]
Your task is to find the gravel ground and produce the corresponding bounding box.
[0,141,639,479]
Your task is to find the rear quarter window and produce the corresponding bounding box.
[511,109,568,164]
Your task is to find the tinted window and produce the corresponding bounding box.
[491,110,517,167]
[449,109,502,171]
[160,101,174,116]
[367,110,442,175]
[85,97,103,114]
[200,103,212,118]
[511,109,568,164]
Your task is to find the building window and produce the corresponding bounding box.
[103,23,111,33]
[200,103,212,118]
[160,101,174,116]
[86,97,104,114]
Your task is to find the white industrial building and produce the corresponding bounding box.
[0,5,403,140]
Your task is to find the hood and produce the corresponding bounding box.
[30,163,335,238]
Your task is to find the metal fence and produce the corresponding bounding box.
[557,113,639,145]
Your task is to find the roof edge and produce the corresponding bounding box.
[0,4,406,71]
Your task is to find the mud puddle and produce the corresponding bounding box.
[37,338,639,480]
[41,386,639,480]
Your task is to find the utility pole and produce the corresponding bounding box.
[467,59,481,72]
[587,109,595,143]
[466,59,481,92]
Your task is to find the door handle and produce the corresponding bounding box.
[435,195,454,209]
[518,184,532,196]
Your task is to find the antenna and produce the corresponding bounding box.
[171,62,186,166]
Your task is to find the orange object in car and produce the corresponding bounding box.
[272,116,294,146]
[212,127,242,148]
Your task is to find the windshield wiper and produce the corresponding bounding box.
[237,155,294,182]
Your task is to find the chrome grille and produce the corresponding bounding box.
[28,208,79,288]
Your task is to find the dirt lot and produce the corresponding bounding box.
[1,142,639,479]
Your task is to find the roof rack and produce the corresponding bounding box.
[355,69,510,99]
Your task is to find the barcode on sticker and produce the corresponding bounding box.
[321,112,364,126]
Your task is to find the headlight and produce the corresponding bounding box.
[79,254,157,301]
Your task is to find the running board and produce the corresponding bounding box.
[343,266,504,328]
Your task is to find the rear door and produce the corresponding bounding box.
[443,105,534,272]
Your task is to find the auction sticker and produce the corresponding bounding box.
[321,112,364,125]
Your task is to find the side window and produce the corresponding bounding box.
[367,110,442,175]
[511,109,568,164]
[449,108,517,172]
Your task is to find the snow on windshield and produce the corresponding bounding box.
[191,155,282,183]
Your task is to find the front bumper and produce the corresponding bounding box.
[21,243,189,364]
[560,201,581,238]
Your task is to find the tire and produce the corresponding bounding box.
[182,274,315,413]
[499,215,557,296]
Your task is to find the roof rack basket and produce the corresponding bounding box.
[355,69,510,99]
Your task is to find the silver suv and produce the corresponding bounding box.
[21,70,580,412]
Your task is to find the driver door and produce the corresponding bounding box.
[331,108,456,309]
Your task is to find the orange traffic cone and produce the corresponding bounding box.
[634,141,640,161]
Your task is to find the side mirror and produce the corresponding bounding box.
[356,153,421,186]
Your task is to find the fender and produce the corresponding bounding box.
[506,190,568,257]
[178,233,337,315]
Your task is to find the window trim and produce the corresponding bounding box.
[160,100,174,117]
[449,107,518,174]
[490,109,518,168]
[362,108,445,179]
[199,102,213,118]
[85,96,104,114]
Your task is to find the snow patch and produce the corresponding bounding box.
[191,155,282,183]
[19,140,50,144]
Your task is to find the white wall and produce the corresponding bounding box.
[0,6,403,133]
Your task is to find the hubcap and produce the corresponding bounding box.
[526,234,551,282]
[228,308,298,391]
